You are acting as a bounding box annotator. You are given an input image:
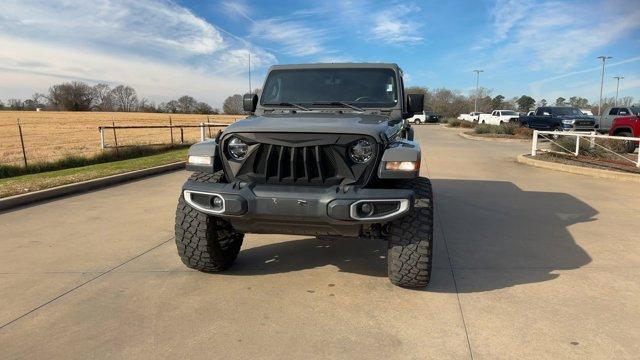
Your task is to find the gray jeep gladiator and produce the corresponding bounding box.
[175,63,433,288]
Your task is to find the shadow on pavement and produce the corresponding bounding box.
[428,179,596,293]
[226,179,597,293]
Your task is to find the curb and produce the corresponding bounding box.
[516,154,640,183]
[459,132,530,143]
[0,161,186,211]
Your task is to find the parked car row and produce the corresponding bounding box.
[457,106,638,153]
[408,110,441,124]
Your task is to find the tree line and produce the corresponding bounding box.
[405,86,637,117]
[0,81,220,114]
[2,81,636,117]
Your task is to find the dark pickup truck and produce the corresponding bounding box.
[519,106,597,132]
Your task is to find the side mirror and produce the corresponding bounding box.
[243,93,258,113]
[406,93,424,114]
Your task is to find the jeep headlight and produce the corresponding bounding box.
[562,119,575,125]
[349,139,373,163]
[227,136,248,160]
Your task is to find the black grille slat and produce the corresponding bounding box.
[314,145,324,183]
[276,146,284,181]
[264,144,274,181]
[290,147,297,182]
[303,147,310,182]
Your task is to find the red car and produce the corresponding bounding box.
[608,107,640,153]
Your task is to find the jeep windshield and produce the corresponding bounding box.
[260,68,398,109]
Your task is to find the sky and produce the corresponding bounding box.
[0,0,639,108]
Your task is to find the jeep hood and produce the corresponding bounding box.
[223,113,399,141]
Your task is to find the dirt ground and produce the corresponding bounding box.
[0,111,243,165]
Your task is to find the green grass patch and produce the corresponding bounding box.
[0,148,187,198]
[0,144,189,179]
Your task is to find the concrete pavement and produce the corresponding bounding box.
[1,125,638,359]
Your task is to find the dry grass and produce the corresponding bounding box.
[0,111,244,165]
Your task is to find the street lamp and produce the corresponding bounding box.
[597,56,612,116]
[613,76,624,106]
[473,69,483,112]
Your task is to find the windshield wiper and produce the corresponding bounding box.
[263,102,310,111]
[311,101,364,112]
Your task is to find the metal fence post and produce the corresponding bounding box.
[200,123,205,141]
[112,119,119,157]
[180,127,184,143]
[575,135,580,156]
[589,131,595,150]
[531,130,538,156]
[169,116,174,145]
[17,119,28,168]
[99,127,105,149]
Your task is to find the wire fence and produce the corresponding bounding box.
[0,114,239,168]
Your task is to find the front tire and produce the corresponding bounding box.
[174,171,244,272]
[387,177,434,288]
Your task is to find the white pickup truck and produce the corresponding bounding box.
[457,112,484,122]
[478,110,520,125]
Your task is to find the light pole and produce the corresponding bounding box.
[473,69,483,112]
[613,76,624,106]
[597,56,612,116]
[248,51,252,94]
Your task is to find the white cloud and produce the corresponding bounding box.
[370,4,424,45]
[249,19,330,56]
[0,0,279,106]
[0,35,248,106]
[0,0,225,56]
[483,0,640,70]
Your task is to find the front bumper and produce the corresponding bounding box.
[182,180,415,236]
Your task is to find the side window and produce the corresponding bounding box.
[608,108,618,116]
[618,108,629,115]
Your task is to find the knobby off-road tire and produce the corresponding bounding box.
[387,177,434,288]
[174,171,244,272]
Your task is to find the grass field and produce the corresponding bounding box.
[0,147,188,198]
[0,111,243,166]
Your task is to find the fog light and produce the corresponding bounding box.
[385,161,418,171]
[188,155,212,165]
[211,196,223,209]
[360,202,374,217]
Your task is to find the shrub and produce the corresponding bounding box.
[547,136,630,157]
[514,126,534,138]
[474,122,521,135]
[446,118,462,127]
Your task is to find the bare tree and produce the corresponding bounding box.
[110,85,139,112]
[160,100,180,113]
[177,95,197,113]
[223,94,244,115]
[92,83,114,111]
[7,98,24,110]
[48,81,95,111]
[194,101,214,114]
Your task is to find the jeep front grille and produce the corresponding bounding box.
[222,133,378,186]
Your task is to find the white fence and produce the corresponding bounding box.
[531,130,640,168]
